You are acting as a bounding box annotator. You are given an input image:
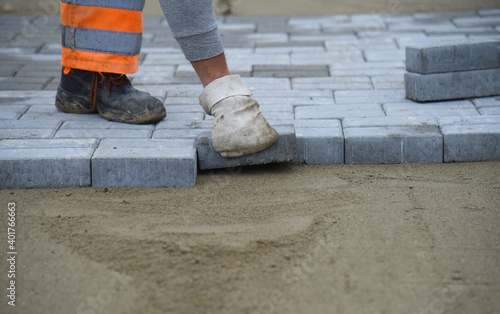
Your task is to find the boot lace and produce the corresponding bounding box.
[90,72,131,110]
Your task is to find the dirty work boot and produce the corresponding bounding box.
[55,68,166,124]
[199,75,278,158]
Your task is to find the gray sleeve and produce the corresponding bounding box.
[158,0,224,61]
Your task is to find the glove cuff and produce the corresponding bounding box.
[198,75,252,115]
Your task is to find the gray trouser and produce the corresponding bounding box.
[159,0,224,61]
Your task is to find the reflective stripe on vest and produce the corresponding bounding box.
[61,0,145,11]
[61,26,142,56]
[60,0,145,74]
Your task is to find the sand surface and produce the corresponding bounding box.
[1,162,499,313]
[1,0,500,313]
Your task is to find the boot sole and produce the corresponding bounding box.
[98,104,166,124]
[55,87,97,114]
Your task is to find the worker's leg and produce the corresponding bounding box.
[159,0,278,157]
[56,0,166,124]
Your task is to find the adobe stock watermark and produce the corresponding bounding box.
[418,284,468,314]
[8,0,59,48]
[76,272,133,314]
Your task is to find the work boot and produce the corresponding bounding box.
[55,68,166,124]
[199,75,278,158]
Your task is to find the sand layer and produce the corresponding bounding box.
[1,162,499,313]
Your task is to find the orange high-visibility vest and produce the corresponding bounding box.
[60,0,145,74]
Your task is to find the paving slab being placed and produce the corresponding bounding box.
[196,125,297,170]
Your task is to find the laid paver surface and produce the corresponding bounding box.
[1,10,499,187]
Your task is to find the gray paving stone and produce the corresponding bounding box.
[405,69,500,102]
[258,104,294,112]
[330,61,405,70]
[438,115,500,126]
[242,77,292,91]
[413,11,478,21]
[253,65,329,78]
[364,50,406,62]
[0,83,50,91]
[291,34,357,43]
[0,139,98,189]
[227,53,291,66]
[268,119,341,129]
[327,39,398,52]
[371,75,405,89]
[163,112,205,121]
[0,65,21,76]
[292,76,373,91]
[163,104,204,113]
[253,90,332,98]
[295,104,385,119]
[155,119,212,130]
[330,68,405,77]
[406,39,500,74]
[344,125,443,164]
[60,118,155,128]
[295,127,344,164]
[164,84,203,97]
[467,34,500,40]
[384,101,480,117]
[0,90,56,98]
[1,105,29,119]
[478,9,500,16]
[0,119,61,129]
[342,116,438,128]
[335,89,407,104]
[197,125,297,170]
[164,97,199,105]
[20,107,105,122]
[0,129,56,139]
[452,16,500,27]
[291,51,364,65]
[255,42,325,54]
[473,97,500,108]
[259,111,295,120]
[396,34,467,48]
[424,25,498,35]
[478,107,500,115]
[388,22,445,32]
[54,129,152,139]
[259,97,333,106]
[176,63,251,78]
[128,66,176,84]
[442,124,500,162]
[92,139,197,187]
[224,33,288,45]
[218,23,256,33]
[153,129,207,139]
[142,53,188,65]
[370,75,405,84]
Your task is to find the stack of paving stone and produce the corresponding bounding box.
[405,39,500,102]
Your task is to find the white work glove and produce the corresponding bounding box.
[199,75,278,158]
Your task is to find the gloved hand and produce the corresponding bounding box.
[199,75,278,158]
